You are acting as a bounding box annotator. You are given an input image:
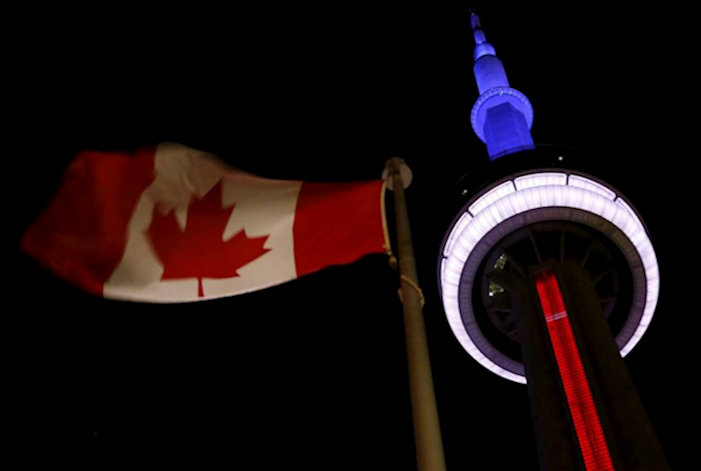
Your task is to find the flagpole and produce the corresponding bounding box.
[384,157,447,471]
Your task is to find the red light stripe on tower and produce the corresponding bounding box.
[534,269,615,471]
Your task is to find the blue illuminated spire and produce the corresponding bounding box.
[470,12,535,160]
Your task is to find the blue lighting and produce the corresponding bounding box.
[470,13,534,160]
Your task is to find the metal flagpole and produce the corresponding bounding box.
[384,157,446,471]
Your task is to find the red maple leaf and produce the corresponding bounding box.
[146,181,271,298]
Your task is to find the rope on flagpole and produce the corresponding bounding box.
[398,274,425,308]
[381,179,398,269]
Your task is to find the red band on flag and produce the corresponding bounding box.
[20,147,156,296]
[293,181,386,277]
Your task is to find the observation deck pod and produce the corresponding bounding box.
[437,146,659,384]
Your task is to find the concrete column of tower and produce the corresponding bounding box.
[554,261,669,470]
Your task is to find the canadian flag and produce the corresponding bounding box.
[21,143,389,302]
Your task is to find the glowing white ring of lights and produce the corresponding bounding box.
[439,171,659,384]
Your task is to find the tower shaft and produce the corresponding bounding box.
[516,261,669,470]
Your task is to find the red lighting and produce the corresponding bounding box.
[534,269,615,471]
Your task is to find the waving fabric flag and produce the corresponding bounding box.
[21,143,389,302]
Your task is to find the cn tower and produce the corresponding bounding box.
[437,12,669,470]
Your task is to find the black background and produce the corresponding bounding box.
[10,4,695,469]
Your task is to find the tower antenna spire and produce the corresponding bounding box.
[469,11,535,159]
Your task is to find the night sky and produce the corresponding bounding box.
[10,4,695,469]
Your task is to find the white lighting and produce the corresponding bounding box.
[514,172,567,190]
[440,171,659,383]
[569,175,616,200]
[468,181,515,215]
[444,212,472,257]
